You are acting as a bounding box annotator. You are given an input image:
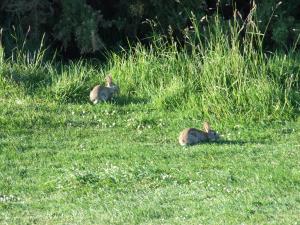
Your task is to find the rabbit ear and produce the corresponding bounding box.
[203,122,211,132]
[106,75,113,85]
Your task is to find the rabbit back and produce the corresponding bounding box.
[90,85,110,104]
[178,128,208,146]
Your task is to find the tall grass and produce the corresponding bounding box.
[109,17,299,121]
[0,16,299,122]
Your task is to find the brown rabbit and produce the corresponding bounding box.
[89,75,119,104]
[178,122,219,146]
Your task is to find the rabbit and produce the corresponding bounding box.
[178,122,219,146]
[89,75,119,104]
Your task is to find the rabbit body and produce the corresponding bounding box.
[178,122,219,146]
[90,75,119,104]
[178,128,208,146]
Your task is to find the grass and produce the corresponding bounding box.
[0,17,299,122]
[0,17,300,224]
[0,101,300,224]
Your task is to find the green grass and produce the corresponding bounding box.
[0,101,300,224]
[0,17,300,224]
[0,17,299,122]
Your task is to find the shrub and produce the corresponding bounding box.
[0,0,298,56]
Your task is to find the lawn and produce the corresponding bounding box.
[0,18,299,224]
[1,100,299,224]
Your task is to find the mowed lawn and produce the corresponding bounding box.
[0,100,299,225]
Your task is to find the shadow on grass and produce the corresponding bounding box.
[84,95,149,106]
[2,67,51,95]
[113,95,149,106]
[214,139,266,145]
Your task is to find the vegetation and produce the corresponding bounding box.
[0,0,299,56]
[0,16,299,122]
[0,4,299,224]
[1,101,299,224]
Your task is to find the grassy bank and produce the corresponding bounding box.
[0,19,300,224]
[0,19,299,122]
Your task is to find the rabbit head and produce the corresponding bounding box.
[203,122,219,141]
[105,74,119,94]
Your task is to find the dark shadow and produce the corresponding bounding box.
[213,139,266,145]
[3,69,52,96]
[65,94,148,105]
[112,95,149,106]
[214,140,248,145]
[181,140,251,147]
